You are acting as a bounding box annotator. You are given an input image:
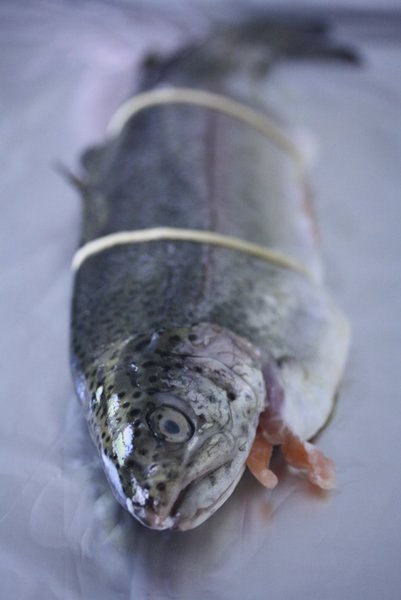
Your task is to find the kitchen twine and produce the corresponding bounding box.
[72,87,312,279]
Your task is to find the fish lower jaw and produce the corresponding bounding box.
[128,462,242,531]
[174,464,246,531]
[140,510,176,531]
[125,497,175,531]
[129,469,221,531]
[163,464,246,531]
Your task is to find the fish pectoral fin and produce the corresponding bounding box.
[281,429,336,490]
[246,430,278,489]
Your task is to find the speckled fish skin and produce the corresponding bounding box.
[71,25,351,530]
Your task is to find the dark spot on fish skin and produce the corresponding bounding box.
[106,435,111,443]
[227,392,236,401]
[133,391,141,399]
[104,448,108,457]
[101,432,106,439]
[135,339,150,352]
[129,408,140,418]
[142,361,155,368]
[167,471,178,480]
[169,335,181,343]
[156,482,166,491]
[188,334,197,342]
[195,366,203,373]
[209,474,216,486]
[139,448,148,456]
[122,402,130,408]
[135,430,142,438]
[118,392,126,399]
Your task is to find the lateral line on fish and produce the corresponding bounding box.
[107,87,306,169]
[72,227,314,278]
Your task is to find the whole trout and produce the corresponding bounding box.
[70,22,351,530]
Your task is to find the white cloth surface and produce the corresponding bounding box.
[0,3,400,599]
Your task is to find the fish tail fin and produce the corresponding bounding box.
[222,16,358,64]
[139,15,358,90]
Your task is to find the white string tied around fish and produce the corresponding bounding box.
[72,87,313,279]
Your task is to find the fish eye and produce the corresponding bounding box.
[147,405,194,443]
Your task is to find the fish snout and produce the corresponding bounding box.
[139,507,176,531]
[135,433,237,530]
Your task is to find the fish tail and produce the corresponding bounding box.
[139,15,358,90]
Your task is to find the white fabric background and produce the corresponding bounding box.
[0,2,400,599]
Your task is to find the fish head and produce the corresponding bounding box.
[88,323,265,530]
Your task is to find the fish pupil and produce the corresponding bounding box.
[164,419,180,434]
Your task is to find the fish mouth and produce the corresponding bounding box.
[133,467,221,531]
[172,464,245,531]
[134,462,245,531]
